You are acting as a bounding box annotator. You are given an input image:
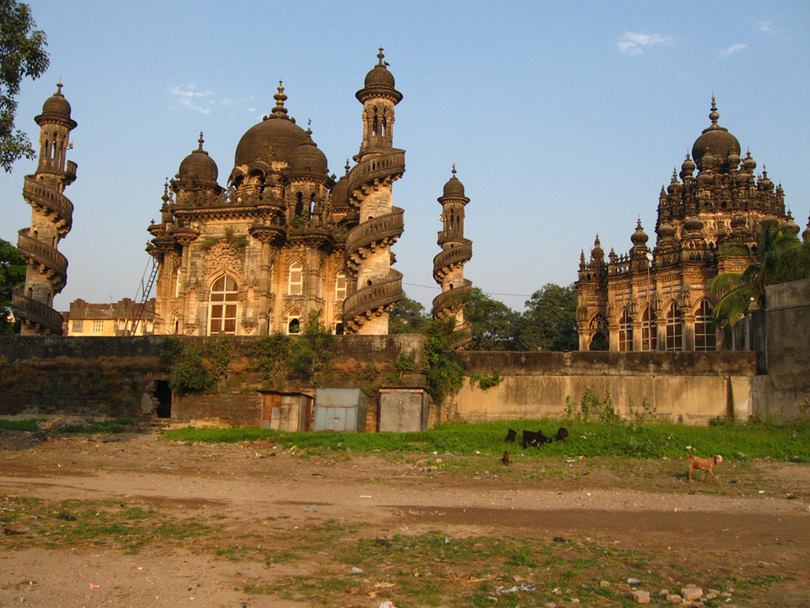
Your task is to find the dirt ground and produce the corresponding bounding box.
[1,429,808,608]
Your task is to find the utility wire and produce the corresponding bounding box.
[402,281,532,298]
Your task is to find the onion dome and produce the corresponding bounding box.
[658,221,676,239]
[178,133,218,183]
[782,210,800,236]
[680,153,696,180]
[35,82,77,128]
[590,234,604,259]
[234,81,308,167]
[289,129,328,179]
[442,164,467,198]
[758,167,773,190]
[684,215,704,233]
[691,96,741,167]
[631,218,649,246]
[667,169,681,194]
[356,48,403,104]
[727,151,741,169]
[742,150,756,173]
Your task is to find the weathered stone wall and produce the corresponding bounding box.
[752,278,810,420]
[448,351,757,424]
[0,337,165,417]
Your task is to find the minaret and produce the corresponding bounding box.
[14,83,78,335]
[343,48,406,334]
[432,166,473,342]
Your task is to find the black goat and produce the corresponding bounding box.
[555,427,569,442]
[504,428,517,443]
[522,429,552,449]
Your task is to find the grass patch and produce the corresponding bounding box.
[0,495,210,553]
[0,418,41,432]
[163,418,810,462]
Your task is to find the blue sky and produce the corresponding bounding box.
[2,0,809,311]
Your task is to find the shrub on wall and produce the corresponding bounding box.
[424,319,465,405]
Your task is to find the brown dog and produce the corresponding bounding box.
[688,454,723,483]
[501,451,510,466]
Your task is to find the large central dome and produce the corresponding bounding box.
[233,82,308,167]
[691,97,741,168]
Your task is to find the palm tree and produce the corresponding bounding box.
[710,220,810,339]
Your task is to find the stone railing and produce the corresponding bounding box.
[17,229,68,287]
[23,176,73,231]
[432,281,472,319]
[345,207,404,260]
[348,150,405,197]
[11,290,64,335]
[432,241,472,282]
[343,270,403,331]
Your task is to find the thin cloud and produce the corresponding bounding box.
[616,32,672,55]
[720,43,747,58]
[169,84,217,114]
[757,21,772,32]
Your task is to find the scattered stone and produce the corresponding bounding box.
[630,589,650,604]
[599,580,611,589]
[666,594,683,604]
[545,603,558,608]
[785,493,797,500]
[303,504,317,513]
[350,566,363,575]
[706,592,718,600]
[659,589,670,597]
[495,583,536,595]
[553,536,567,543]
[375,538,392,547]
[708,589,720,595]
[681,586,703,601]
[627,577,642,586]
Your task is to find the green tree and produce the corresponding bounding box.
[389,294,430,334]
[1,0,49,172]
[462,287,521,350]
[0,238,26,333]
[710,220,810,331]
[518,283,578,351]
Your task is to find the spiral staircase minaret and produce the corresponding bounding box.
[14,84,78,336]
[343,49,406,334]
[432,165,473,346]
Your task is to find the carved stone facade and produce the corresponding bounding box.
[577,98,805,352]
[147,51,406,336]
[13,84,78,336]
[432,166,473,345]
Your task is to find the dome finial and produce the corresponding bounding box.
[377,47,385,65]
[56,81,64,95]
[709,93,719,126]
[451,163,457,177]
[271,80,288,117]
[344,158,350,175]
[197,132,204,151]
[306,117,312,135]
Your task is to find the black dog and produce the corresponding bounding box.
[505,428,517,443]
[522,429,552,449]
[555,427,569,442]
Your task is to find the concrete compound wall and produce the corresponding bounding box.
[448,351,757,424]
[752,278,810,420]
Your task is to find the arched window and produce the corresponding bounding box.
[619,308,633,352]
[335,272,347,301]
[665,302,683,351]
[641,305,657,351]
[694,300,716,351]
[288,261,303,296]
[209,275,238,335]
[589,313,608,351]
[287,310,301,335]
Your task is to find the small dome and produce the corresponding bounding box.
[590,235,604,259]
[36,83,76,127]
[289,132,328,178]
[178,133,218,183]
[631,219,649,246]
[330,174,350,209]
[680,154,696,179]
[684,215,704,233]
[782,211,800,236]
[234,82,308,167]
[742,150,757,172]
[356,48,402,103]
[441,165,466,198]
[691,97,741,168]
[658,222,676,238]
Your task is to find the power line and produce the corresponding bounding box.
[402,281,532,298]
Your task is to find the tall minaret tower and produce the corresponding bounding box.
[432,166,473,343]
[343,49,406,334]
[14,83,78,335]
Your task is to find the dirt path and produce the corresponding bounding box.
[1,431,809,607]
